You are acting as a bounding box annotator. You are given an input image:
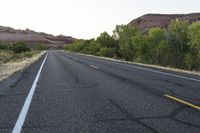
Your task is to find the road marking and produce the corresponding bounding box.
[106,60,200,82]
[12,52,48,133]
[74,53,200,82]
[89,65,98,69]
[164,94,200,111]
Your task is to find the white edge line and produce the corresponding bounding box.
[12,52,48,133]
[75,53,200,82]
[115,62,200,82]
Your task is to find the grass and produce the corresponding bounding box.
[0,50,41,64]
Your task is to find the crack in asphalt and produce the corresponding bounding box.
[98,103,200,129]
[108,98,159,133]
[61,53,164,98]
[61,52,200,129]
[2,51,199,132]
[22,125,63,129]
[53,52,99,90]
[96,118,128,123]
[33,83,98,94]
[60,52,200,106]
[0,93,27,98]
[173,118,200,128]
[36,51,199,132]
[165,79,184,87]
[168,106,200,128]
[54,52,83,84]
[153,78,185,88]
[62,54,165,98]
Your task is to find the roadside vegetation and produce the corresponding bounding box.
[66,19,200,71]
[0,41,46,81]
[0,41,45,64]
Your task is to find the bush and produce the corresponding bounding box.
[12,41,30,53]
[98,47,116,57]
[36,44,47,50]
[0,42,13,50]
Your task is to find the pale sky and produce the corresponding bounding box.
[0,0,199,39]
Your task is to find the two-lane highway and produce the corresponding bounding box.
[0,50,200,133]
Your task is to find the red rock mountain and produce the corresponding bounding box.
[0,26,76,48]
[128,13,200,33]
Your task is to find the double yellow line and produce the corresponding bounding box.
[164,94,200,111]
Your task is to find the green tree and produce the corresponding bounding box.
[131,32,148,62]
[67,39,86,52]
[81,39,98,54]
[167,19,189,68]
[185,22,200,70]
[146,27,169,65]
[66,21,200,71]
[96,32,117,48]
[113,25,138,60]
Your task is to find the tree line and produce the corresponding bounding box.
[66,19,200,71]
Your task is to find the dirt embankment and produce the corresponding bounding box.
[0,51,46,81]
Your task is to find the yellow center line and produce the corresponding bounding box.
[164,94,200,111]
[89,65,99,69]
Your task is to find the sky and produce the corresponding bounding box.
[0,0,200,39]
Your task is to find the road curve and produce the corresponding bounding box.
[0,50,200,133]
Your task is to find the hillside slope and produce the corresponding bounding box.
[0,26,76,48]
[129,13,200,33]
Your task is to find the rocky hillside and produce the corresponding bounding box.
[0,26,76,48]
[129,13,200,33]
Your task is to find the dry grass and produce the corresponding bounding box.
[0,51,13,63]
[0,51,46,81]
[0,50,42,64]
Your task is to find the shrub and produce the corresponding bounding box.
[98,47,116,57]
[0,42,13,50]
[36,44,47,50]
[12,41,30,53]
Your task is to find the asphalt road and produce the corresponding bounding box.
[0,50,200,133]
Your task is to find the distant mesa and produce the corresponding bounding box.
[128,13,200,33]
[0,26,76,48]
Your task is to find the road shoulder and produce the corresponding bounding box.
[67,51,200,77]
[0,51,46,82]
[0,51,46,94]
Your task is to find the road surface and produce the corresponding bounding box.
[0,50,200,133]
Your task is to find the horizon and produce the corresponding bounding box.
[0,0,200,39]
